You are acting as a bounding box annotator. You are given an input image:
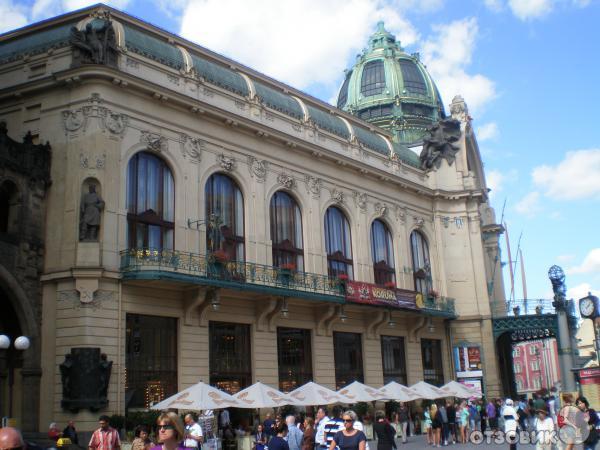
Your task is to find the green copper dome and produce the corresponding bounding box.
[337,22,446,145]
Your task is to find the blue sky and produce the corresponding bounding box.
[4,0,599,302]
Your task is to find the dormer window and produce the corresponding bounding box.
[361,60,385,97]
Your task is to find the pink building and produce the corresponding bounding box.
[513,339,560,394]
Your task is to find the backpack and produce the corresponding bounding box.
[557,408,566,428]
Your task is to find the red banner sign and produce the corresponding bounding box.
[345,281,418,310]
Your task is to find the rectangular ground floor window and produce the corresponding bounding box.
[333,331,364,390]
[209,321,251,394]
[277,327,312,392]
[125,313,177,409]
[421,338,444,386]
[381,335,407,385]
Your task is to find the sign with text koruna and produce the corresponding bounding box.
[345,281,418,310]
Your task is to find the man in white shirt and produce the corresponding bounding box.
[184,414,204,450]
[315,407,330,450]
[534,408,554,450]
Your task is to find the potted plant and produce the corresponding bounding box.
[428,289,440,299]
[211,249,229,263]
[278,262,296,285]
[384,281,396,289]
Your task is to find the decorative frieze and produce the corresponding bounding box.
[331,188,344,204]
[219,154,236,171]
[305,175,321,198]
[395,206,407,223]
[353,192,368,213]
[374,202,388,217]
[100,109,127,138]
[80,153,106,170]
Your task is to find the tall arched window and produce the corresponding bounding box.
[270,191,303,270]
[324,206,353,279]
[371,219,395,286]
[0,180,19,234]
[205,173,244,261]
[410,230,430,295]
[126,152,174,250]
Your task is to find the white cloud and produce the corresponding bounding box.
[567,283,600,301]
[508,0,553,20]
[557,254,576,264]
[486,169,504,197]
[484,0,504,12]
[476,122,499,142]
[532,149,600,200]
[178,0,419,92]
[515,191,541,217]
[568,248,600,275]
[421,18,496,116]
[0,0,28,33]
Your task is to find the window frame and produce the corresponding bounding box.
[324,206,353,278]
[381,335,407,385]
[410,230,431,295]
[360,60,386,97]
[371,219,396,286]
[420,338,444,386]
[333,331,364,390]
[270,191,304,270]
[209,321,252,394]
[277,327,313,392]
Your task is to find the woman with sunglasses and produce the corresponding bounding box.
[329,411,366,450]
[152,412,186,450]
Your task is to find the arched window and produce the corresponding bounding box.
[371,219,395,286]
[270,191,303,271]
[410,230,430,295]
[126,152,174,250]
[0,181,18,234]
[324,206,353,279]
[361,60,385,97]
[205,173,244,261]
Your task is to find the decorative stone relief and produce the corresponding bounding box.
[277,173,295,190]
[180,133,204,163]
[62,109,88,133]
[414,216,425,229]
[353,192,368,213]
[419,119,461,171]
[331,188,344,204]
[100,109,127,138]
[58,289,114,310]
[70,18,118,68]
[450,94,469,122]
[248,156,267,182]
[80,154,106,170]
[167,74,180,85]
[395,206,407,223]
[126,58,139,69]
[374,202,388,217]
[219,154,235,171]
[140,131,168,153]
[305,175,321,198]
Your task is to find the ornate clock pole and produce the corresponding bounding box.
[579,292,600,365]
[548,265,577,392]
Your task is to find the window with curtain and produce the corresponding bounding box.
[126,152,175,250]
[324,206,353,278]
[334,332,364,390]
[371,219,395,286]
[381,335,407,385]
[270,191,304,271]
[277,327,312,392]
[205,173,244,261]
[410,230,430,295]
[421,338,443,386]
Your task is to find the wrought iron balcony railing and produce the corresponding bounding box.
[423,295,456,317]
[491,299,556,318]
[120,248,345,301]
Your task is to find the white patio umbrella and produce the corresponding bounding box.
[337,381,387,402]
[288,381,344,406]
[439,381,479,399]
[234,381,293,408]
[409,381,446,400]
[379,381,420,402]
[150,381,240,410]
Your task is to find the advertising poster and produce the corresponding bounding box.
[454,345,483,378]
[345,281,418,310]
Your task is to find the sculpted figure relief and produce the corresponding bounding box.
[419,119,461,171]
[80,184,105,241]
[70,19,118,67]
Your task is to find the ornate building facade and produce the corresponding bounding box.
[0,5,506,431]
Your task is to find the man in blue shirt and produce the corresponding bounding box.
[285,416,303,450]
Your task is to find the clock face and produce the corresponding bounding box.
[580,298,596,317]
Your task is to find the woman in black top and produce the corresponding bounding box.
[372,411,396,450]
[268,423,290,450]
[329,411,366,450]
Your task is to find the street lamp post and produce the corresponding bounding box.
[0,334,30,419]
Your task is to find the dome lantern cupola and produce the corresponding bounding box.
[337,22,446,145]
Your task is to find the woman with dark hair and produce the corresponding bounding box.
[267,423,290,450]
[372,411,396,450]
[254,424,267,450]
[151,412,186,450]
[301,417,315,450]
[584,406,599,450]
[132,425,153,450]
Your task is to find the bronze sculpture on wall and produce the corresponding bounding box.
[419,119,462,171]
[60,348,113,413]
[70,19,118,68]
[80,184,104,241]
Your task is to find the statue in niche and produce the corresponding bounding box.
[70,19,118,68]
[60,348,113,412]
[419,119,462,171]
[80,184,105,241]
